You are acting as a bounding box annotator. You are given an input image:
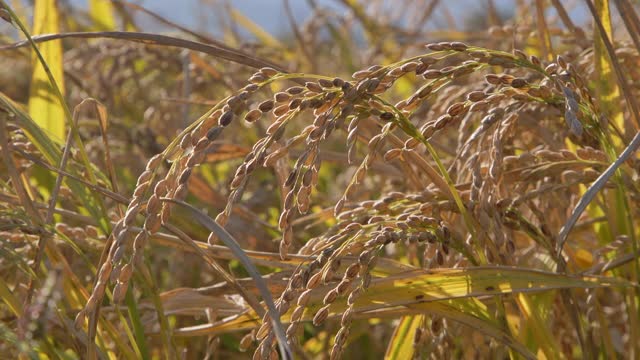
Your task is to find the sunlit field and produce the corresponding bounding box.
[1,1,640,359]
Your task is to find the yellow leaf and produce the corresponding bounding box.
[169,267,629,359]
[594,0,621,134]
[516,294,563,360]
[583,0,625,245]
[89,0,116,30]
[28,0,65,143]
[385,315,423,360]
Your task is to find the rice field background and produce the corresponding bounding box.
[1,1,640,359]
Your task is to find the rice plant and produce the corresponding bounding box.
[1,1,639,359]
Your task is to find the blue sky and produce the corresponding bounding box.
[96,1,589,37]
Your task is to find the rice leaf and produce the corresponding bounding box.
[28,0,65,143]
[384,315,423,360]
[89,0,116,30]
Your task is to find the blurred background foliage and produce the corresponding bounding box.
[1,0,640,359]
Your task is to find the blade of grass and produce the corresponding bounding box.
[0,31,287,72]
[159,198,293,360]
[139,261,178,360]
[384,315,423,360]
[111,295,144,360]
[514,293,562,360]
[28,0,65,143]
[124,282,150,360]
